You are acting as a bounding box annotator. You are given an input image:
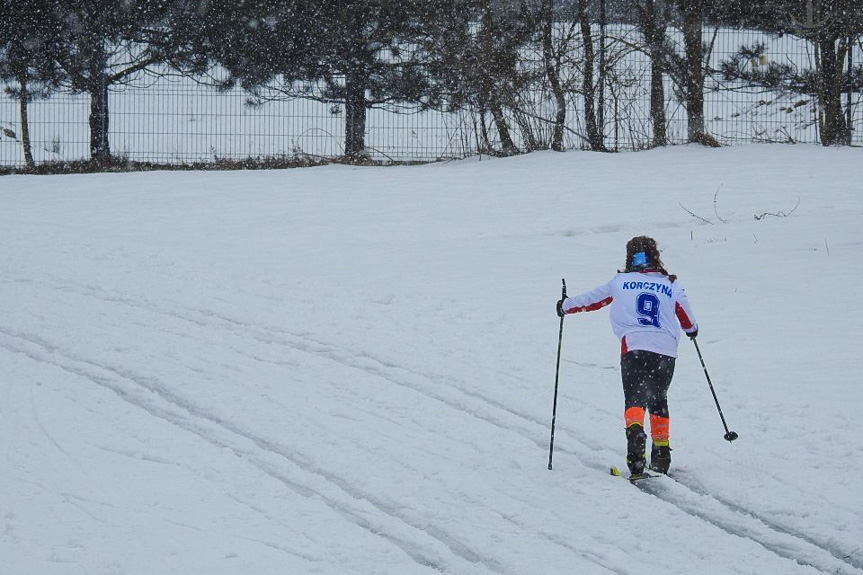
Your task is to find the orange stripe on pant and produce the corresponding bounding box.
[650,413,670,443]
[624,407,645,428]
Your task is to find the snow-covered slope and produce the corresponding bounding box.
[1,145,861,574]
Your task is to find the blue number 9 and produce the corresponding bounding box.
[636,293,661,328]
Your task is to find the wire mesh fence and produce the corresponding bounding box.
[1,25,861,169]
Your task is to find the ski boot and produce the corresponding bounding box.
[626,424,647,476]
[649,441,671,474]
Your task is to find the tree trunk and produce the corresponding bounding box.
[513,108,539,152]
[478,102,492,152]
[639,0,668,147]
[847,35,853,136]
[649,53,668,146]
[479,3,517,155]
[488,94,518,154]
[343,5,368,160]
[577,0,606,151]
[88,40,111,164]
[89,81,110,163]
[15,74,35,169]
[680,0,711,145]
[817,37,850,145]
[845,36,854,136]
[598,0,607,132]
[541,0,567,151]
[344,68,368,159]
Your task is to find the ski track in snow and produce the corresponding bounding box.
[3,274,861,575]
[171,304,863,575]
[634,477,862,575]
[675,468,863,571]
[1,278,619,574]
[0,329,507,574]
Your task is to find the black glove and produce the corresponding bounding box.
[556,299,565,318]
[687,328,698,339]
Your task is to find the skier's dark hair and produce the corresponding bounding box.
[620,236,677,282]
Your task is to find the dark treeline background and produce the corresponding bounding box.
[1,0,862,168]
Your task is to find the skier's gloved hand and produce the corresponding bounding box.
[556,299,566,318]
[687,328,698,339]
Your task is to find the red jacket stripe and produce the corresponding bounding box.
[675,301,694,330]
[565,296,613,314]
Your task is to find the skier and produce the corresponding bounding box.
[556,236,698,477]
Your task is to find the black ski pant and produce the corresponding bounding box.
[620,349,676,441]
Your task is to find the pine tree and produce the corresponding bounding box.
[45,0,197,163]
[714,0,863,145]
[193,0,473,160]
[0,0,62,167]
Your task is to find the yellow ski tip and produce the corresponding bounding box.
[609,466,621,476]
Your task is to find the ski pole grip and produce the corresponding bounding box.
[561,278,567,298]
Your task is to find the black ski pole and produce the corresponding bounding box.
[548,278,567,470]
[692,338,738,442]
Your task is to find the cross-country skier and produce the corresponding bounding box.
[556,236,698,477]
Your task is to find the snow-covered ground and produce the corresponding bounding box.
[1,144,861,574]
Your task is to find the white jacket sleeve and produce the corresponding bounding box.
[674,289,698,335]
[561,280,614,314]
